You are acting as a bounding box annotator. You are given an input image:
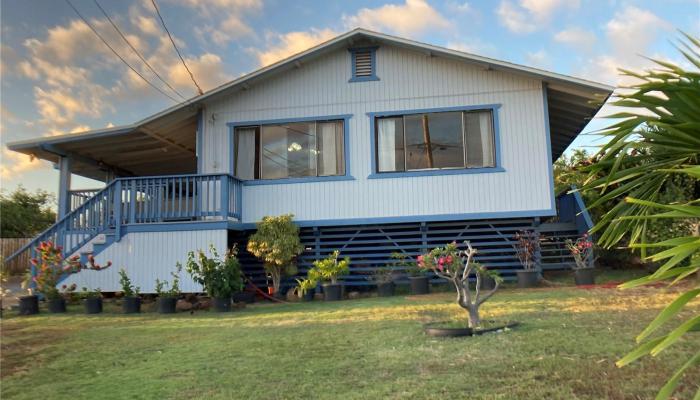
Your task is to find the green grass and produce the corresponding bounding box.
[2,280,699,399]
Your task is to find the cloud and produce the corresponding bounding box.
[195,14,254,46]
[446,40,498,57]
[497,0,579,33]
[166,53,231,91]
[174,0,260,46]
[342,0,452,37]
[255,28,338,67]
[0,148,43,180]
[554,27,596,52]
[525,49,551,68]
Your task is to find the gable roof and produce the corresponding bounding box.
[8,28,614,176]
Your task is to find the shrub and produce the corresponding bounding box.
[513,230,540,271]
[185,245,243,298]
[565,234,594,270]
[294,278,316,297]
[308,250,350,285]
[247,214,303,294]
[390,252,421,276]
[155,264,182,298]
[118,269,140,297]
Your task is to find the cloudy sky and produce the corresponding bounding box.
[1,0,697,196]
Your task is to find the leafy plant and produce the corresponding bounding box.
[390,252,421,276]
[580,32,699,399]
[80,287,102,299]
[417,241,502,328]
[247,214,304,294]
[565,234,594,270]
[308,250,350,285]
[155,264,182,298]
[294,278,316,297]
[513,230,540,271]
[118,269,140,297]
[0,186,56,238]
[185,245,243,298]
[373,265,395,284]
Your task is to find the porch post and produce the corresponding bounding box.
[57,156,72,219]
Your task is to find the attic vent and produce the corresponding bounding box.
[349,47,379,82]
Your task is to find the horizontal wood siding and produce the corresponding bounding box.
[61,230,227,293]
[203,44,552,223]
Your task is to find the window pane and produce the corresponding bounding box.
[234,127,257,180]
[464,111,495,167]
[405,112,463,170]
[261,122,317,179]
[376,117,404,172]
[318,120,344,176]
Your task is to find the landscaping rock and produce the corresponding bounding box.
[286,290,299,302]
[176,299,193,312]
[348,291,361,300]
[314,292,324,301]
[197,299,211,310]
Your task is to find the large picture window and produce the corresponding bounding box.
[375,109,495,173]
[234,119,345,180]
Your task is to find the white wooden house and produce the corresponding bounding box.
[6,29,611,293]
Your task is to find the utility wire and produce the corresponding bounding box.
[150,0,203,95]
[64,0,180,103]
[93,0,187,101]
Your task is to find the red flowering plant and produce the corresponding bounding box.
[417,241,502,328]
[565,234,594,270]
[22,241,112,300]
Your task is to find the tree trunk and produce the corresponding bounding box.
[467,304,480,328]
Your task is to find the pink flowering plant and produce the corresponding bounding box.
[417,241,502,328]
[565,234,594,270]
[23,241,112,300]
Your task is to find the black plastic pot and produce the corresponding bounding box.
[18,295,39,316]
[377,282,395,297]
[480,275,497,291]
[47,298,66,313]
[322,283,342,301]
[574,268,595,285]
[301,289,315,302]
[122,296,141,314]
[409,276,429,295]
[212,297,232,312]
[516,270,539,288]
[158,297,177,314]
[232,292,255,304]
[424,321,520,337]
[84,297,103,314]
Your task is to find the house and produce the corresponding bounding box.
[5,29,610,293]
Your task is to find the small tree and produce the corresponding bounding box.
[185,245,243,298]
[308,250,350,285]
[247,214,303,294]
[418,241,501,328]
[513,230,540,270]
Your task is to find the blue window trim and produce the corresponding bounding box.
[541,82,557,215]
[367,104,504,179]
[226,114,354,186]
[348,46,379,83]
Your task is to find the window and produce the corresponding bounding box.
[349,47,379,82]
[234,119,345,180]
[375,109,495,173]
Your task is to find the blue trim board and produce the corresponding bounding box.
[228,114,354,185]
[123,221,229,233]
[196,109,204,173]
[367,104,503,178]
[542,82,557,216]
[348,46,380,83]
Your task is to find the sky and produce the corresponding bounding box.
[1,0,698,198]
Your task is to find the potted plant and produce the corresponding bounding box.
[566,234,595,285]
[513,230,541,288]
[21,241,111,315]
[394,252,428,295]
[155,265,182,314]
[478,264,497,290]
[419,241,512,336]
[82,287,103,314]
[374,265,395,297]
[118,269,141,313]
[294,278,316,302]
[247,214,304,298]
[185,245,243,312]
[308,250,350,301]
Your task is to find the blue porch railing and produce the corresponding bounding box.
[4,173,242,267]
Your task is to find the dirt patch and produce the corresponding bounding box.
[0,322,71,379]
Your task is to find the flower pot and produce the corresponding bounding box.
[377,282,395,297]
[47,298,67,313]
[212,297,232,312]
[18,295,39,315]
[480,275,496,291]
[232,292,255,304]
[516,270,539,288]
[409,276,429,295]
[84,297,103,314]
[301,289,315,302]
[574,268,595,286]
[158,297,177,314]
[322,283,342,301]
[122,296,141,314]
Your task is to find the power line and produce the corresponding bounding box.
[63,0,180,103]
[92,0,187,101]
[150,0,203,95]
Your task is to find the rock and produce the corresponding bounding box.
[286,289,299,302]
[197,299,211,310]
[176,299,193,311]
[185,293,198,303]
[348,291,361,300]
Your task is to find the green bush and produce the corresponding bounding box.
[185,245,243,298]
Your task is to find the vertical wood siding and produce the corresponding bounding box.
[61,230,227,293]
[202,44,552,223]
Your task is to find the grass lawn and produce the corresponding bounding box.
[2,276,698,399]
